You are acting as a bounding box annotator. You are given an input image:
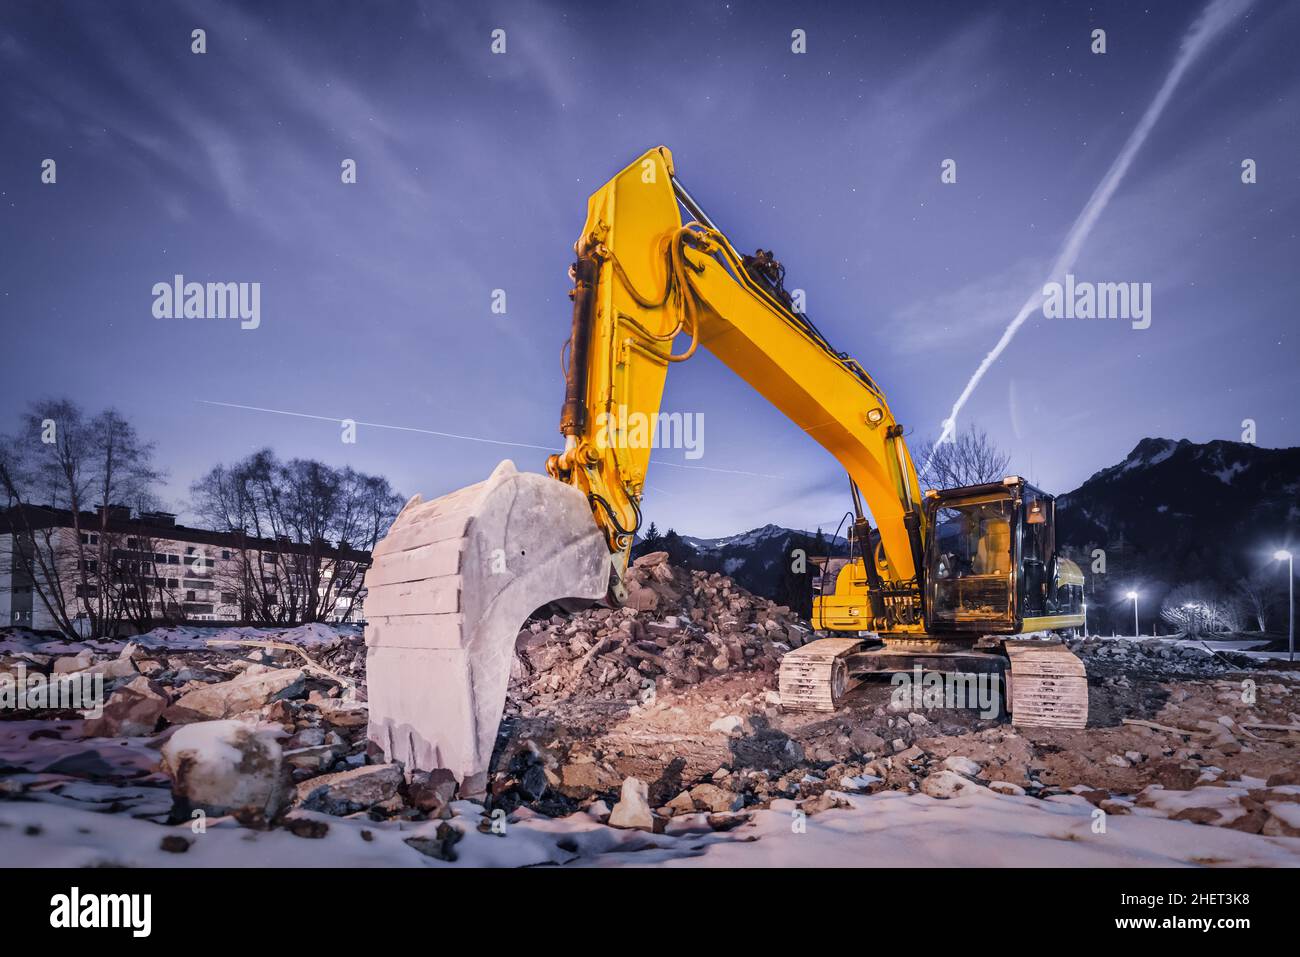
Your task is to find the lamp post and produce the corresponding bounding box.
[1276,549,1294,663]
[1082,600,1088,637]
[1126,590,1139,638]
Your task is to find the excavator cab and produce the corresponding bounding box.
[923,478,1083,634]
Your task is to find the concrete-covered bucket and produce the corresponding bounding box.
[364,460,610,795]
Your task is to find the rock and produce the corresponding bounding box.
[161,720,290,825]
[285,817,331,839]
[1266,769,1300,787]
[921,770,975,799]
[665,790,696,815]
[287,727,327,749]
[941,755,982,777]
[558,758,619,798]
[1105,754,1132,768]
[803,791,849,815]
[284,746,337,772]
[83,676,169,738]
[906,712,930,726]
[166,668,306,722]
[608,777,654,830]
[1170,806,1223,825]
[53,651,94,674]
[688,783,739,813]
[408,768,458,816]
[709,715,744,736]
[159,835,191,853]
[404,821,462,860]
[850,730,886,755]
[295,764,404,816]
[80,657,139,681]
[988,780,1026,796]
[316,698,368,728]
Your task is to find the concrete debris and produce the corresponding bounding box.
[295,764,404,816]
[608,777,654,830]
[84,675,170,738]
[165,667,306,722]
[161,720,290,826]
[507,556,806,717]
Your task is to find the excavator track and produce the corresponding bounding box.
[778,637,864,712]
[1003,640,1089,729]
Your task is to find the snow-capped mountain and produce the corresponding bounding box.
[636,523,847,609]
[1056,437,1300,585]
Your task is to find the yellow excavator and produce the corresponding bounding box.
[363,147,1088,793]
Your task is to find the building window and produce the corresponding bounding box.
[168,554,179,565]
[221,591,237,603]
[221,549,232,560]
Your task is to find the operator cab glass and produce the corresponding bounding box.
[927,492,1015,627]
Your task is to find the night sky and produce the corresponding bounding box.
[2,0,1296,537]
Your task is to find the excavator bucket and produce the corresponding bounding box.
[363,460,611,795]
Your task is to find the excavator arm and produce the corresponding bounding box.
[546,146,926,619]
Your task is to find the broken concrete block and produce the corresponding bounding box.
[608,777,653,830]
[295,764,404,816]
[921,770,977,799]
[84,675,168,738]
[161,720,290,825]
[165,667,305,722]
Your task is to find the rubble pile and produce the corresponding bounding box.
[1067,635,1269,678]
[507,552,810,715]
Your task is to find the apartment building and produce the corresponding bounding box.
[0,504,370,634]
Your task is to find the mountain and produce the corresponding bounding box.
[634,523,847,612]
[1056,437,1300,588]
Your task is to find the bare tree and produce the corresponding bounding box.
[0,399,163,638]
[1160,581,1243,636]
[190,450,400,625]
[916,425,1012,491]
[1236,567,1283,633]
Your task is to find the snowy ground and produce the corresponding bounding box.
[4,781,1298,868]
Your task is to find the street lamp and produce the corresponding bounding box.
[1126,590,1139,638]
[1275,549,1294,663]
